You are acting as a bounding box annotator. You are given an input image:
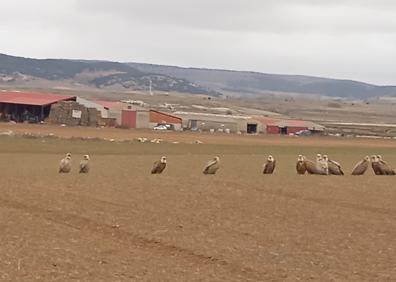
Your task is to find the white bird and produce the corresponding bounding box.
[59,153,72,173]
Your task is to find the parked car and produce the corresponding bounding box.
[295,129,312,136]
[153,123,175,131]
[153,125,168,130]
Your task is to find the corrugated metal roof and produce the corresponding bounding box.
[173,111,251,120]
[269,119,324,130]
[251,116,279,125]
[0,91,76,106]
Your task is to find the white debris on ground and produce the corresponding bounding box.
[0,130,14,136]
[150,138,163,143]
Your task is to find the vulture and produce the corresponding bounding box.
[203,156,220,175]
[316,154,329,175]
[296,155,307,174]
[263,155,276,174]
[304,158,319,174]
[351,156,370,175]
[323,155,344,175]
[371,155,383,175]
[151,156,167,174]
[79,155,90,173]
[377,155,396,175]
[59,153,72,173]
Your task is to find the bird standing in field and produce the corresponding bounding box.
[351,156,370,175]
[79,155,90,174]
[203,156,220,174]
[371,155,383,175]
[59,153,72,173]
[296,155,307,174]
[316,154,329,175]
[151,156,167,174]
[323,155,344,175]
[263,155,276,174]
[303,157,319,174]
[377,155,396,175]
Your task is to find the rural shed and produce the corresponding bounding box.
[173,112,264,133]
[95,100,122,125]
[0,91,76,123]
[149,110,182,130]
[266,119,325,135]
[120,104,148,129]
[120,105,182,130]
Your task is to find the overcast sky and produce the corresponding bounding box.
[0,0,395,85]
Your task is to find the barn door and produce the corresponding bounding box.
[121,110,137,128]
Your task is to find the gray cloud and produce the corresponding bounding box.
[0,0,395,84]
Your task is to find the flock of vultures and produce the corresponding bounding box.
[58,153,395,176]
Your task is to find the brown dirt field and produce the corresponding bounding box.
[0,126,396,281]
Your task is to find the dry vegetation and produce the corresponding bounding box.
[1,125,396,281]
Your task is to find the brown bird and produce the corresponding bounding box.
[304,157,320,174]
[151,156,167,174]
[296,155,307,174]
[59,153,72,173]
[377,155,396,175]
[323,155,344,175]
[263,155,276,174]
[203,156,220,175]
[371,155,383,175]
[79,155,90,173]
[351,156,370,175]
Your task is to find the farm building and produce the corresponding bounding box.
[48,100,101,127]
[0,91,76,123]
[94,100,123,125]
[121,104,182,130]
[76,97,109,118]
[266,119,325,135]
[173,112,264,133]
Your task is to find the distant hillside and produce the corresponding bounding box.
[0,54,219,95]
[1,53,396,99]
[128,63,396,99]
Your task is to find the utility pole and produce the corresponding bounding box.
[149,79,153,96]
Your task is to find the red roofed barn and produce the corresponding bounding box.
[0,91,76,123]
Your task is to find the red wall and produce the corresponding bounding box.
[266,125,280,134]
[121,110,137,128]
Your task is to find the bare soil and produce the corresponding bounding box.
[0,124,396,281]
